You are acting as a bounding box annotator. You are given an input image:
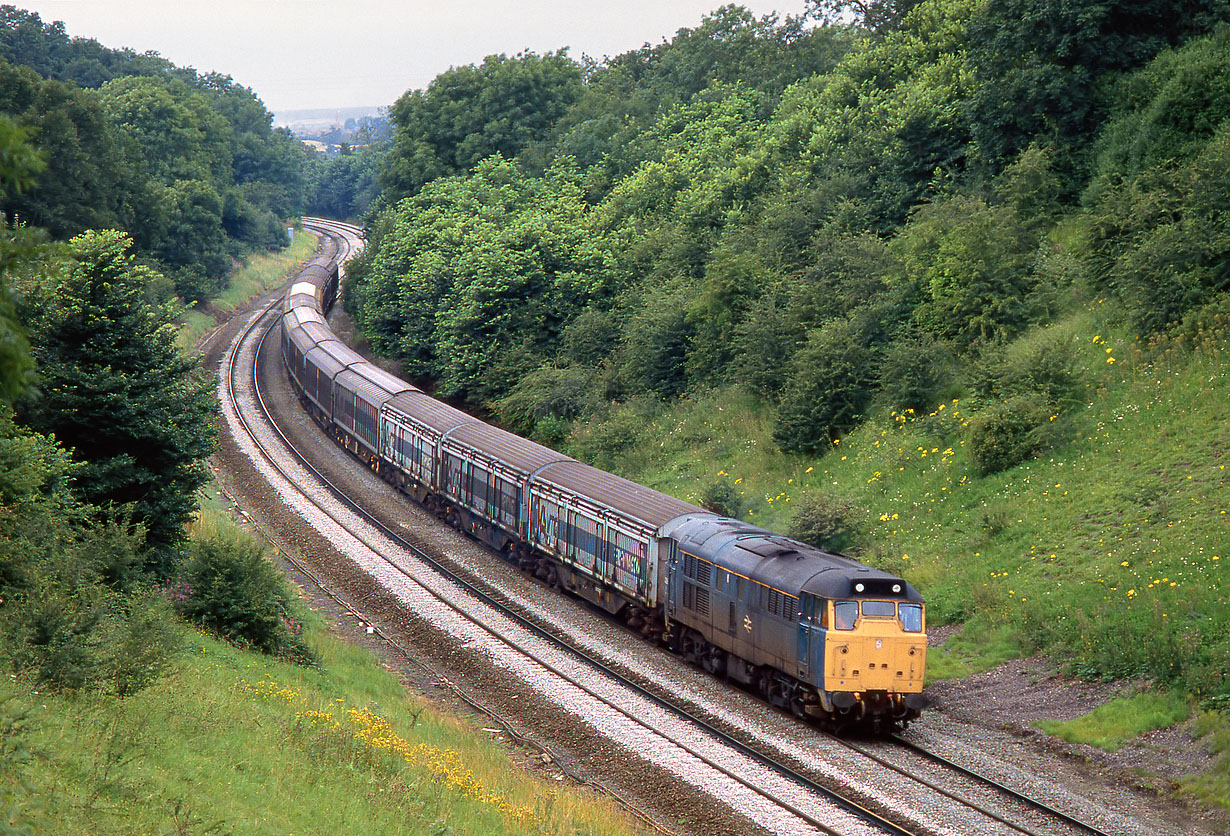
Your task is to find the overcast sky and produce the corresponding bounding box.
[15,1,813,115]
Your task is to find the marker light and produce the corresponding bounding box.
[855,583,865,592]
[892,584,902,593]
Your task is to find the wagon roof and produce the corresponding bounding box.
[534,460,705,529]
[384,391,476,435]
[445,421,571,473]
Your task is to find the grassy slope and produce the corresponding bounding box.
[1,608,638,835]
[567,303,1229,804]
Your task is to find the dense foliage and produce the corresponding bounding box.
[0,6,310,300]
[346,1,1230,709]
[0,9,315,694]
[353,2,1229,440]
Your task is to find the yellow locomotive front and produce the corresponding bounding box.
[823,597,927,728]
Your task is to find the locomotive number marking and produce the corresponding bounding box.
[876,639,883,649]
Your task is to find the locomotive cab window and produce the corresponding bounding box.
[899,602,923,633]
[861,600,896,618]
[833,601,858,630]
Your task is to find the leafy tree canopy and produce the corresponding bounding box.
[382,50,584,200]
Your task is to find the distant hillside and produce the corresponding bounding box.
[276,105,385,135]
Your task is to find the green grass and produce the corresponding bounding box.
[0,613,642,835]
[924,624,1030,681]
[1034,691,1191,751]
[1185,712,1230,809]
[0,497,644,833]
[176,230,320,351]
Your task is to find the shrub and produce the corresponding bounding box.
[618,283,696,399]
[875,331,957,413]
[965,395,1055,476]
[176,531,315,666]
[773,315,880,453]
[566,398,659,471]
[699,479,744,518]
[787,492,857,552]
[102,590,181,697]
[969,325,1085,407]
[492,365,601,436]
[1,514,180,696]
[559,307,619,367]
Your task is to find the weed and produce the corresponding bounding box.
[1035,691,1191,751]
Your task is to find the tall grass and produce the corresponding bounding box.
[1,621,642,835]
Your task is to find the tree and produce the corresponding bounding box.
[382,50,583,199]
[0,113,44,404]
[355,157,610,404]
[98,75,233,186]
[0,58,135,238]
[897,193,1037,344]
[965,0,1230,173]
[808,0,927,33]
[16,230,216,564]
[772,310,885,452]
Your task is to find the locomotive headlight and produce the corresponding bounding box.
[855,583,865,592]
[892,583,902,593]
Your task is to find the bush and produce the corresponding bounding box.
[965,395,1055,476]
[3,530,180,696]
[492,365,601,437]
[176,531,315,666]
[875,330,957,413]
[103,590,181,697]
[773,315,880,453]
[566,398,660,471]
[788,492,857,552]
[699,479,744,518]
[618,283,696,399]
[560,308,619,367]
[969,325,1085,407]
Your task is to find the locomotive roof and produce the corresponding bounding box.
[671,516,922,602]
[535,460,707,530]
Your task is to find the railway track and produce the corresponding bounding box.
[213,220,1141,836]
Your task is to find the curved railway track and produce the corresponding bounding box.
[214,219,1138,836]
[224,223,900,836]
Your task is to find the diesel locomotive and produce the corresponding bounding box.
[281,222,928,731]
